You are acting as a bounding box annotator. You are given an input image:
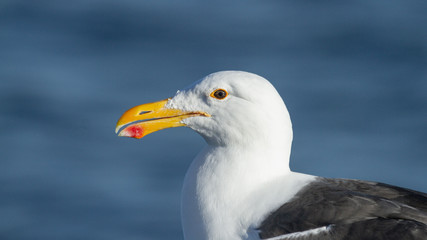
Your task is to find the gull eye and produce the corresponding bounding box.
[210,89,228,100]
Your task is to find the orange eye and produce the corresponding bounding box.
[210,89,228,100]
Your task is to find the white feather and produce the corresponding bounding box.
[262,226,330,240]
[165,71,315,240]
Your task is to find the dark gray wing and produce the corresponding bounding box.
[258,177,427,240]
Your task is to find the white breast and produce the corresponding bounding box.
[181,145,315,240]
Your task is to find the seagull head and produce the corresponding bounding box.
[116,71,292,147]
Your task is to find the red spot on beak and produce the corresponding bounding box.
[122,125,144,139]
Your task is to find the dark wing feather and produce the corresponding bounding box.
[258,177,427,240]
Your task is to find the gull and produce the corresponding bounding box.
[115,71,427,240]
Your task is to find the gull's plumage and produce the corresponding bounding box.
[116,71,427,240]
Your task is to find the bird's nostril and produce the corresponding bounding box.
[139,111,151,115]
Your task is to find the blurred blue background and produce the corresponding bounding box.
[1,0,426,239]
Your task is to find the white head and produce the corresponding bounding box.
[116,70,292,154]
[166,71,292,148]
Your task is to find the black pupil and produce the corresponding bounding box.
[214,90,226,99]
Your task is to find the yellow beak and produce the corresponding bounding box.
[115,98,210,139]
